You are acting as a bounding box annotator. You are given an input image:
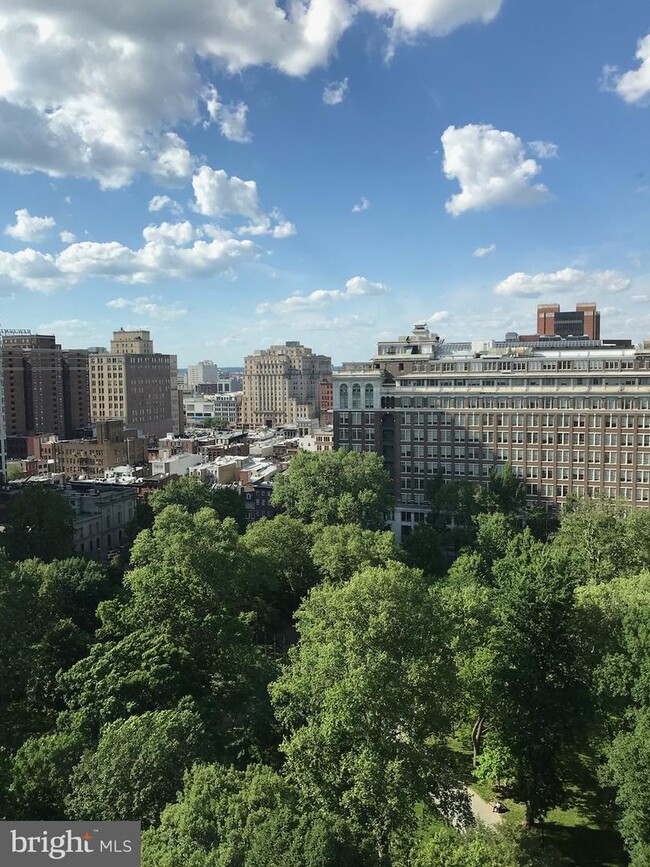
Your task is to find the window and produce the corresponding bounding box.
[339,384,348,409]
[364,384,374,409]
[352,384,361,409]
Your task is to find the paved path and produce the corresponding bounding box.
[466,786,503,827]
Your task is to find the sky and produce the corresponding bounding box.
[0,0,649,366]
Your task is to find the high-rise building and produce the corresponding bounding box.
[242,341,332,429]
[537,303,600,340]
[333,319,650,539]
[90,329,179,439]
[1,332,91,443]
[187,360,219,388]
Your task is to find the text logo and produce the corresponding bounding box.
[1,822,140,865]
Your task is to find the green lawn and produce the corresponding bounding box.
[442,739,628,867]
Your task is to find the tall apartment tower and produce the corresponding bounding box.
[187,360,219,388]
[537,303,600,340]
[90,329,179,439]
[242,341,332,429]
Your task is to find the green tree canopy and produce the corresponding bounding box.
[271,562,464,860]
[271,449,394,530]
[148,476,246,531]
[3,484,74,562]
[311,523,403,584]
[66,702,207,827]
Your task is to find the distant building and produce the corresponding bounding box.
[242,341,332,429]
[64,483,137,559]
[318,377,333,425]
[2,332,91,443]
[187,360,219,387]
[90,330,179,439]
[537,303,600,340]
[183,392,242,427]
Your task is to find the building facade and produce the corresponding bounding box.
[333,323,650,538]
[183,392,242,426]
[65,484,137,558]
[90,330,179,439]
[242,341,332,429]
[2,332,91,443]
[537,303,600,340]
[187,360,219,388]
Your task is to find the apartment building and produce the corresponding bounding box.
[90,330,179,439]
[187,360,219,387]
[333,319,650,537]
[242,341,332,429]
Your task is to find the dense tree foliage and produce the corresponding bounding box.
[3,485,74,562]
[271,448,394,530]
[148,476,247,530]
[310,523,403,583]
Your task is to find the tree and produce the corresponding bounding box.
[271,449,394,530]
[311,523,403,584]
[148,476,246,531]
[142,763,361,867]
[401,524,444,577]
[10,731,84,820]
[487,535,590,826]
[271,563,464,860]
[66,703,207,827]
[2,484,74,562]
[411,824,567,867]
[474,465,526,517]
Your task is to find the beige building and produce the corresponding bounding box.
[333,321,650,538]
[242,341,332,429]
[90,330,179,439]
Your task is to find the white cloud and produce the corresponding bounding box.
[441,124,551,216]
[203,86,251,142]
[192,166,296,237]
[257,275,388,313]
[494,268,632,298]
[631,294,648,303]
[5,208,56,242]
[428,310,448,324]
[142,221,199,246]
[0,233,260,292]
[0,2,509,187]
[106,295,188,320]
[473,243,496,258]
[148,195,183,215]
[352,196,370,212]
[602,34,650,105]
[59,230,76,243]
[357,0,502,44]
[528,140,558,159]
[37,318,92,339]
[323,78,349,105]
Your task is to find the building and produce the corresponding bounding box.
[90,329,179,440]
[537,303,600,340]
[150,452,204,477]
[1,332,91,445]
[25,421,147,480]
[318,377,333,425]
[183,392,242,427]
[333,320,650,539]
[64,483,137,558]
[242,341,332,429]
[187,360,219,388]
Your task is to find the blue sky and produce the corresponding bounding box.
[0,0,649,365]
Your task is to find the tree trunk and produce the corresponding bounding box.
[524,801,535,829]
[471,715,486,768]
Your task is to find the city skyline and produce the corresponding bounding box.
[0,1,649,366]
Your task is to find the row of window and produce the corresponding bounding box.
[339,383,374,409]
[366,394,650,410]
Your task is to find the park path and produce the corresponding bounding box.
[466,786,503,827]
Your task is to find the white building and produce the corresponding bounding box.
[150,452,203,477]
[187,360,219,388]
[183,392,242,426]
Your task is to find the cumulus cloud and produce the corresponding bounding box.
[0,233,260,292]
[352,196,370,212]
[142,221,199,246]
[528,140,558,159]
[494,268,632,298]
[37,318,93,339]
[0,2,507,187]
[473,243,496,257]
[441,124,551,216]
[323,78,349,105]
[602,34,650,105]
[257,275,388,313]
[148,195,183,215]
[5,208,56,243]
[192,166,296,237]
[203,86,251,143]
[59,230,77,244]
[106,295,188,320]
[428,310,448,324]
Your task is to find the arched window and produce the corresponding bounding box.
[365,384,374,409]
[340,384,349,409]
[352,384,361,409]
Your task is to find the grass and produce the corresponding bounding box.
[441,738,628,867]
